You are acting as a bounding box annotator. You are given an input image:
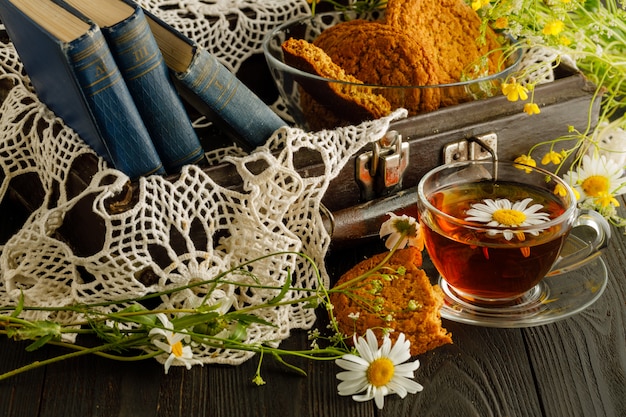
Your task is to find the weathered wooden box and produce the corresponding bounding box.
[194,63,600,246]
[322,66,601,244]
[2,63,600,252]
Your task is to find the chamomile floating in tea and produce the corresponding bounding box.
[417,160,609,306]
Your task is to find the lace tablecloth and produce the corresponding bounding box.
[0,0,569,366]
[0,0,409,365]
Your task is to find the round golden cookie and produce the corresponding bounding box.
[313,19,442,114]
[330,247,452,356]
[385,0,505,86]
[281,38,392,129]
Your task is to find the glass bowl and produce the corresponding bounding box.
[263,11,522,131]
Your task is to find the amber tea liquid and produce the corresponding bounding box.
[422,180,569,301]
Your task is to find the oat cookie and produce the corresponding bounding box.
[330,247,453,356]
[385,0,505,85]
[282,38,392,125]
[313,19,442,114]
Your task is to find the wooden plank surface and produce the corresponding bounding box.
[1,155,624,417]
[0,341,46,417]
[1,199,624,417]
[523,216,626,417]
[0,63,622,417]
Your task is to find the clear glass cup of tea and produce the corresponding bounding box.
[417,159,610,306]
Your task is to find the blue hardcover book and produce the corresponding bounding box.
[60,0,206,173]
[0,0,165,180]
[142,9,288,149]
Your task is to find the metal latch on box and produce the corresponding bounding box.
[442,133,498,164]
[356,131,409,201]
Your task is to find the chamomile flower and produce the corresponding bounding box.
[149,313,203,374]
[335,329,423,410]
[379,212,424,251]
[465,197,551,241]
[562,154,626,208]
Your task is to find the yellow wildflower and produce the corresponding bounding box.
[524,102,541,115]
[595,193,620,208]
[541,150,563,165]
[471,0,490,10]
[502,78,528,101]
[543,20,565,36]
[554,183,568,197]
[514,154,537,173]
[494,17,508,29]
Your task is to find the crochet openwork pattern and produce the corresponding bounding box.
[0,0,560,366]
[0,0,410,365]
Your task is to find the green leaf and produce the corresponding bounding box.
[115,305,156,327]
[228,322,248,341]
[25,334,55,352]
[225,313,276,328]
[11,291,24,318]
[272,352,307,377]
[268,271,292,305]
[15,321,61,341]
[173,312,219,330]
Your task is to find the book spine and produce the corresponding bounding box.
[176,49,287,148]
[101,7,205,173]
[68,31,165,179]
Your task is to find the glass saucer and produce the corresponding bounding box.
[437,254,608,328]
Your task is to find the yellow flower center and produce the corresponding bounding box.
[492,209,526,226]
[367,358,395,387]
[171,340,184,358]
[581,175,609,197]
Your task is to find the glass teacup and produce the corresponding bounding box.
[417,160,610,305]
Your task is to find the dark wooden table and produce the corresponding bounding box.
[1,197,625,417]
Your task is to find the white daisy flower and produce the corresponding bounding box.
[563,154,626,208]
[465,197,551,241]
[149,313,203,374]
[335,329,423,410]
[379,212,424,251]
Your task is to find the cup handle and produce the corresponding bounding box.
[546,209,611,277]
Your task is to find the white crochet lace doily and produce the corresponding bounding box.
[0,0,561,366]
[0,7,410,368]
[136,0,311,73]
[517,45,577,86]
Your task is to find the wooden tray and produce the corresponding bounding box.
[1,65,601,253]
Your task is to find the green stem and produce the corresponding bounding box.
[332,235,404,292]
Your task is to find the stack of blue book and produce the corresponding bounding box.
[0,0,286,179]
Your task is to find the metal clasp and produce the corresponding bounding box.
[356,131,409,201]
[443,133,498,164]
